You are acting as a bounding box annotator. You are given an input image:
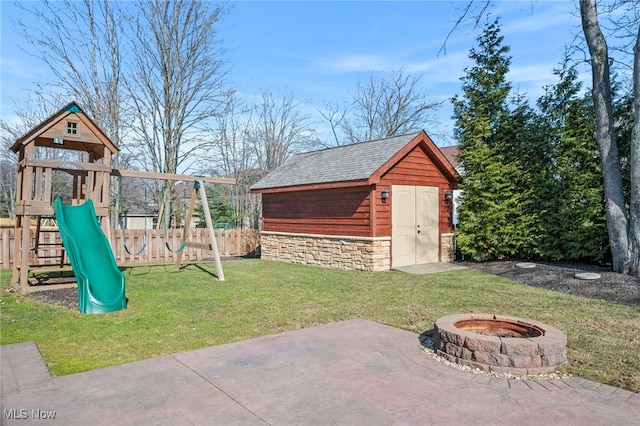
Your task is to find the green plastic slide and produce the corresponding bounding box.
[53,198,127,314]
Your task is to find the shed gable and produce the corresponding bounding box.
[381,142,451,186]
[378,142,455,236]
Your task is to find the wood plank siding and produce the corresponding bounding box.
[262,187,373,236]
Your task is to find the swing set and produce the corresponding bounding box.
[10,101,235,292]
[113,169,235,281]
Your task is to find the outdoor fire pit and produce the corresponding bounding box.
[433,314,567,375]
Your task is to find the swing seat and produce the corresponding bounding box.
[123,233,147,255]
[165,241,187,253]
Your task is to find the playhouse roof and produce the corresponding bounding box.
[251,130,457,193]
[10,101,118,159]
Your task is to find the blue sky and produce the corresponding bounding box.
[1,1,584,146]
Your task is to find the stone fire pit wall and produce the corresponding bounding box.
[433,314,567,375]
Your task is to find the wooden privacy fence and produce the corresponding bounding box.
[0,227,261,269]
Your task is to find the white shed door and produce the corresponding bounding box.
[391,185,439,268]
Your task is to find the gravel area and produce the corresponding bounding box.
[418,332,572,380]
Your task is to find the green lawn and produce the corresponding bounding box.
[1,259,639,392]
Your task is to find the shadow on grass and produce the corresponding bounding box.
[121,263,180,276]
[118,259,230,278]
[30,270,77,286]
[177,262,220,279]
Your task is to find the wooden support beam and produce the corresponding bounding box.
[112,169,236,185]
[23,158,112,172]
[175,187,199,265]
[184,242,211,250]
[20,216,30,290]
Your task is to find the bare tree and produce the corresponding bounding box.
[207,93,252,176]
[124,0,229,175]
[204,91,261,228]
[15,0,124,148]
[10,0,232,227]
[124,0,230,221]
[318,102,349,147]
[251,88,318,174]
[579,0,639,275]
[341,68,441,144]
[15,0,125,226]
[205,88,317,227]
[0,124,21,218]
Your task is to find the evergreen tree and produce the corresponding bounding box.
[494,94,540,258]
[536,59,608,261]
[452,19,537,260]
[194,186,237,228]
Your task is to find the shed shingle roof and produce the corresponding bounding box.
[251,131,459,192]
[251,133,421,191]
[439,145,460,170]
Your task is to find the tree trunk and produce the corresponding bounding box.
[579,0,636,274]
[628,22,640,276]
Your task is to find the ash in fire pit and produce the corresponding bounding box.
[433,314,567,375]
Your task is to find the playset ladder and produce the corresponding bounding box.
[32,216,66,268]
[12,215,72,286]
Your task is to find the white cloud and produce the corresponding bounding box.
[311,48,472,88]
[508,64,556,84]
[314,53,392,74]
[406,51,471,84]
[500,2,579,35]
[0,56,45,79]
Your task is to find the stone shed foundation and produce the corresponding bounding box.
[260,231,391,272]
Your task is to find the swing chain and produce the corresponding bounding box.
[119,179,147,256]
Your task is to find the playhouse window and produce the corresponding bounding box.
[67,121,78,135]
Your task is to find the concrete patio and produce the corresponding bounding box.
[2,319,638,425]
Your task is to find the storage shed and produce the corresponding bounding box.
[250,130,458,271]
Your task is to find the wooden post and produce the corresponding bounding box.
[12,216,22,284]
[174,180,225,280]
[175,184,199,268]
[198,181,225,281]
[19,216,30,290]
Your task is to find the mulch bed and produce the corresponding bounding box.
[461,260,640,306]
[24,260,640,311]
[27,287,80,311]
